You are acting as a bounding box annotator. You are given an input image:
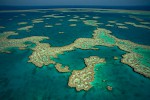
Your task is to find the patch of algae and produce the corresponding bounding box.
[68,56,106,91]
[0,31,49,53]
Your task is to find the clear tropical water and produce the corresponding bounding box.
[0,8,150,100]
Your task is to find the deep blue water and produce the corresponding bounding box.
[0,6,150,11]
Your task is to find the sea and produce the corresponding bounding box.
[0,6,150,100]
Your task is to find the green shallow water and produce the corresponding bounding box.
[53,46,125,71]
[0,8,150,100]
[0,46,150,100]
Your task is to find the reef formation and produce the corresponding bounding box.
[0,31,48,53]
[68,56,106,91]
[0,23,150,91]
[1,28,150,78]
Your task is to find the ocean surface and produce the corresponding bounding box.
[0,6,150,11]
[0,7,150,100]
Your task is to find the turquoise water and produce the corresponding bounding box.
[0,47,150,100]
[0,9,150,100]
[53,46,125,71]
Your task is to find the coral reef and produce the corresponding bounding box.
[45,25,53,28]
[55,63,70,72]
[125,22,150,30]
[68,56,106,91]
[83,20,100,26]
[129,15,144,21]
[27,27,150,78]
[32,18,44,23]
[59,32,64,34]
[0,31,49,53]
[117,26,128,29]
[18,22,28,25]
[42,14,65,18]
[70,24,76,26]
[106,24,114,27]
[114,56,119,60]
[68,19,78,22]
[18,26,33,31]
[107,86,113,91]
